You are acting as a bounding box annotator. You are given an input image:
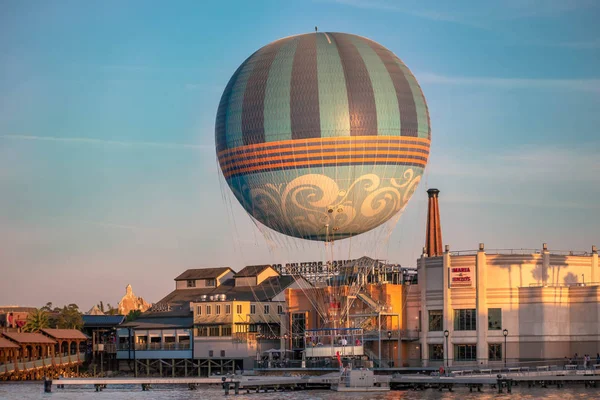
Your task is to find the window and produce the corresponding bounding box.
[429,344,444,361]
[187,280,196,288]
[197,306,202,316]
[291,312,306,349]
[489,343,502,361]
[428,310,443,331]
[222,325,232,336]
[263,305,270,314]
[249,324,258,333]
[209,350,213,357]
[278,305,283,314]
[250,304,256,314]
[488,308,502,330]
[220,350,226,357]
[196,326,208,336]
[236,305,242,314]
[209,326,219,336]
[454,344,477,361]
[206,279,216,287]
[206,305,212,315]
[225,305,231,315]
[454,309,476,331]
[216,305,221,315]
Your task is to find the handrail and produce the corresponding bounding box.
[450,248,591,256]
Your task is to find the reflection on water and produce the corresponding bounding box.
[0,383,596,400]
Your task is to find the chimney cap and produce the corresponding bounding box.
[427,188,440,197]
[543,243,548,251]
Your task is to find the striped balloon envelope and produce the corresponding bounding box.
[216,32,430,241]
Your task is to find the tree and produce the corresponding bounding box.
[126,310,141,322]
[23,309,49,332]
[54,304,83,330]
[41,302,53,312]
[105,303,119,316]
[98,301,105,313]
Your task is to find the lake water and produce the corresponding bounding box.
[0,383,597,400]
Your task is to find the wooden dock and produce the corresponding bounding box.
[44,368,600,394]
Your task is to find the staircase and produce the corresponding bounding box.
[364,348,389,368]
[357,293,382,313]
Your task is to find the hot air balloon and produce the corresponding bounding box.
[215,32,431,241]
[216,32,430,242]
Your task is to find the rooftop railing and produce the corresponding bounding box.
[450,249,593,256]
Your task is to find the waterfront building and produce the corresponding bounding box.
[411,188,600,367]
[190,264,300,373]
[284,257,419,369]
[82,314,126,372]
[115,265,301,376]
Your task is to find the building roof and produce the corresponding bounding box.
[155,275,296,308]
[2,332,56,344]
[86,305,105,315]
[120,316,193,330]
[235,264,273,278]
[0,306,37,313]
[174,267,233,281]
[82,315,125,328]
[41,328,88,340]
[0,337,19,349]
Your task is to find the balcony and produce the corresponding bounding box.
[362,329,420,341]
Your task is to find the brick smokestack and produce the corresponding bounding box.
[425,188,443,257]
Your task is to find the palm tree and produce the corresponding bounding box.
[23,308,50,332]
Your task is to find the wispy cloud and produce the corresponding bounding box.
[327,0,597,28]
[428,144,600,210]
[0,134,212,150]
[430,144,600,183]
[418,72,600,92]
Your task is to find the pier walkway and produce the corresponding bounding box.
[1,352,86,380]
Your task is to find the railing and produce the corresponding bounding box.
[528,282,599,288]
[253,357,600,371]
[120,343,192,351]
[363,329,419,341]
[450,249,592,256]
[0,352,86,375]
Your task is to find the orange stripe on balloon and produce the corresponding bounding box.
[216,135,430,157]
[220,150,429,172]
[217,142,430,164]
[222,156,428,178]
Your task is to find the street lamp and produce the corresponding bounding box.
[443,330,449,368]
[503,329,508,367]
[387,331,392,366]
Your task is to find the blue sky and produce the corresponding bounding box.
[1,0,598,309]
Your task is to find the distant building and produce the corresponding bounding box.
[0,306,36,330]
[86,305,105,316]
[117,284,150,316]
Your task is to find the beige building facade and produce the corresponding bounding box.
[410,243,600,366]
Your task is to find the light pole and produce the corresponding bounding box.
[443,330,449,368]
[503,329,508,367]
[387,331,392,366]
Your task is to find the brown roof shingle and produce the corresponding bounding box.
[2,332,56,344]
[235,265,273,278]
[41,328,88,340]
[0,337,19,349]
[174,267,233,281]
